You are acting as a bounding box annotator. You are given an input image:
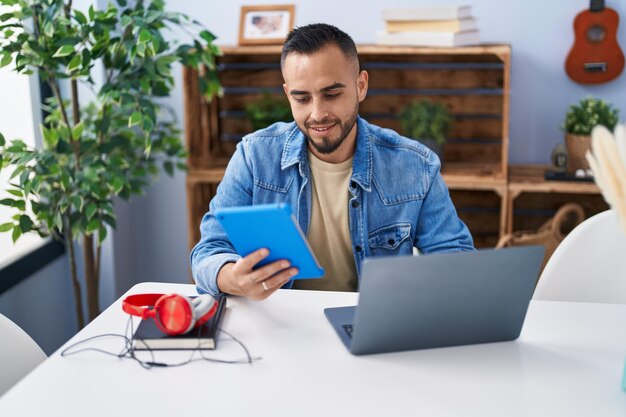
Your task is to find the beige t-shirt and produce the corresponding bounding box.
[292,152,358,292]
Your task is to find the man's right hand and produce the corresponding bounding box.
[216,248,299,300]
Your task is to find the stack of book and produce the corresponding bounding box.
[376,5,480,47]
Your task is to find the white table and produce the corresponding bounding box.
[1,282,626,417]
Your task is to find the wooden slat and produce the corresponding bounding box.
[368,118,502,140]
[360,95,503,115]
[183,67,204,169]
[186,178,221,252]
[219,68,504,90]
[500,48,511,179]
[449,189,503,248]
[445,143,502,164]
[215,94,503,114]
[220,69,284,87]
[217,44,512,57]
[366,69,504,89]
[511,193,607,233]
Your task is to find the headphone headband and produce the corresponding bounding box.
[122,293,165,319]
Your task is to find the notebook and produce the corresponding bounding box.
[325,246,544,355]
[132,296,227,350]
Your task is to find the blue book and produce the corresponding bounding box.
[214,203,324,280]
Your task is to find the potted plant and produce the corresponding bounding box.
[561,97,619,173]
[0,0,221,327]
[399,100,452,163]
[245,90,292,131]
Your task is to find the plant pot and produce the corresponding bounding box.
[421,139,445,165]
[564,133,591,173]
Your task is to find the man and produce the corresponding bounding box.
[191,23,474,299]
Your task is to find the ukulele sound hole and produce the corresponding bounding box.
[586,25,606,43]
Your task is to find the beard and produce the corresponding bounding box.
[300,107,358,155]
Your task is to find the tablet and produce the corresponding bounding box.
[214,203,324,280]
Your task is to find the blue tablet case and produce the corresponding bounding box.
[214,203,324,280]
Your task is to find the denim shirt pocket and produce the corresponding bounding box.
[368,223,413,256]
[253,176,294,203]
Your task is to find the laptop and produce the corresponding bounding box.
[324,246,544,355]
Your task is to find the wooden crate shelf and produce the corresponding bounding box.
[184,44,511,179]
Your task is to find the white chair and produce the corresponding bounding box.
[0,314,47,396]
[533,210,626,304]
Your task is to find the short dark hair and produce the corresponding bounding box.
[281,23,359,70]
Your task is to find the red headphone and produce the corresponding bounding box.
[122,293,218,336]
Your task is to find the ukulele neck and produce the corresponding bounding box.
[590,0,605,13]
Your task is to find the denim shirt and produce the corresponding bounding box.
[191,117,474,296]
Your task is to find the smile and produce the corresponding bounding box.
[310,124,336,132]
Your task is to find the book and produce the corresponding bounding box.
[132,296,227,350]
[385,18,477,33]
[382,5,472,21]
[375,30,480,47]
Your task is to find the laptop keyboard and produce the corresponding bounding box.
[342,324,354,339]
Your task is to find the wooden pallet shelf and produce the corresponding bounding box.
[184,44,511,178]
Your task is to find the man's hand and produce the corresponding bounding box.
[216,248,298,300]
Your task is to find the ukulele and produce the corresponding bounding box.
[565,0,625,84]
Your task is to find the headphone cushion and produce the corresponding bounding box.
[192,295,218,326]
[154,294,194,336]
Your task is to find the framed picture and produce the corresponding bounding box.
[238,5,295,46]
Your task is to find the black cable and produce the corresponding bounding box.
[60,316,260,369]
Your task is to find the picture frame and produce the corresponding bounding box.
[238,5,295,46]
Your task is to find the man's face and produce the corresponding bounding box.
[282,45,368,155]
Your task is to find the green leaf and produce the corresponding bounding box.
[41,126,59,148]
[0,13,15,22]
[88,5,95,21]
[61,171,70,191]
[0,222,13,232]
[98,224,107,243]
[102,214,116,228]
[19,169,29,186]
[12,225,21,242]
[128,111,142,127]
[86,218,99,233]
[74,10,87,24]
[0,53,11,68]
[19,215,32,233]
[67,54,81,72]
[163,160,174,176]
[111,176,125,193]
[71,121,84,139]
[120,15,132,27]
[138,28,152,44]
[0,132,4,146]
[7,189,22,197]
[71,196,83,211]
[43,22,54,37]
[53,45,75,58]
[86,202,97,219]
[0,198,15,207]
[199,30,216,43]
